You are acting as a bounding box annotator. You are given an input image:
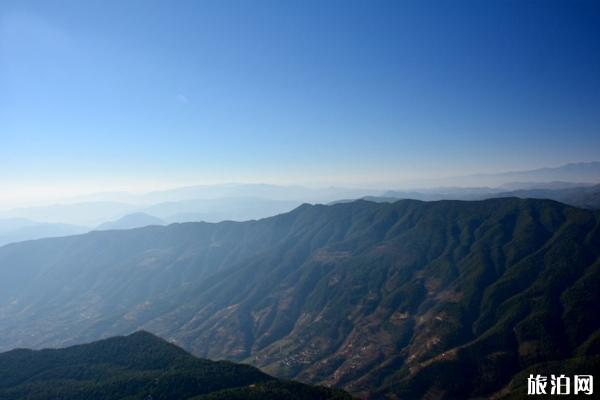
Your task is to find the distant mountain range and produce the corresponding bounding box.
[328,183,600,211]
[411,161,600,187]
[0,331,351,400]
[66,183,373,205]
[0,202,138,226]
[0,197,303,246]
[0,197,303,227]
[0,198,598,398]
[494,183,600,209]
[53,162,600,205]
[96,212,165,231]
[0,218,87,247]
[143,197,302,224]
[1,162,599,230]
[382,183,600,209]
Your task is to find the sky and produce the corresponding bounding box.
[1,0,600,203]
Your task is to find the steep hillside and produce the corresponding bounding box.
[0,199,598,398]
[0,331,351,400]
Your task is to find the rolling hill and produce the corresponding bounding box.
[0,331,351,400]
[0,198,598,398]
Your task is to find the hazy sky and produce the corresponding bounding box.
[1,0,600,201]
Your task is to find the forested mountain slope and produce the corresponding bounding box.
[0,331,351,400]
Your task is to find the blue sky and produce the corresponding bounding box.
[1,0,600,200]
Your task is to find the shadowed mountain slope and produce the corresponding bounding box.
[0,198,599,398]
[0,331,351,400]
